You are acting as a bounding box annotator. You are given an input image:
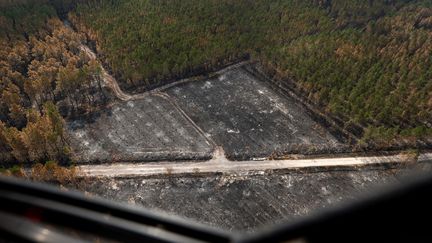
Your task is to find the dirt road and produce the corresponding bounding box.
[79,150,432,177]
[80,45,140,101]
[79,45,249,101]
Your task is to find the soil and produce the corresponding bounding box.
[166,67,347,160]
[71,162,432,232]
[67,59,349,163]
[67,95,213,163]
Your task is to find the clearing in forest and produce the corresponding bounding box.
[68,62,346,163]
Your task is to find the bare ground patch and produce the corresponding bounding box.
[166,66,348,160]
[70,161,432,232]
[67,95,213,164]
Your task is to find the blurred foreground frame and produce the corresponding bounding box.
[0,173,431,243]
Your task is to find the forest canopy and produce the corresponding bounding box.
[0,2,105,165]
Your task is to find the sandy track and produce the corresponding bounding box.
[78,151,432,177]
[80,45,139,101]
[79,45,249,102]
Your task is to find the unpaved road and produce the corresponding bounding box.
[79,150,432,177]
[79,45,249,101]
[80,45,141,101]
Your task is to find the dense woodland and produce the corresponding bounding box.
[73,0,432,145]
[0,2,105,168]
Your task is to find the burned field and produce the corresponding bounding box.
[166,67,345,160]
[67,63,349,163]
[67,95,213,163]
[73,162,432,232]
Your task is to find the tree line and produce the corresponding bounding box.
[0,2,106,165]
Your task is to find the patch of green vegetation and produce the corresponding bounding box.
[73,0,333,87]
[0,2,56,39]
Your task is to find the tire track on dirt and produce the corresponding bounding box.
[80,44,250,102]
[153,92,217,148]
[79,153,432,178]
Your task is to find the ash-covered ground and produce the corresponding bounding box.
[166,67,345,160]
[67,95,213,163]
[67,64,347,163]
[73,162,432,232]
